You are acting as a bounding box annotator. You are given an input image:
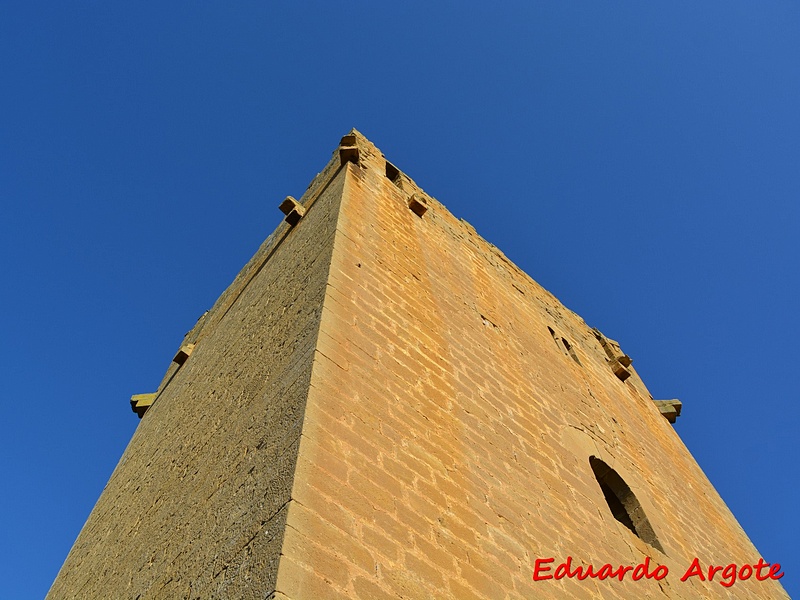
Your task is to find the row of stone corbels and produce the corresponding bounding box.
[132,132,423,419]
[130,342,196,418]
[278,133,429,232]
[592,327,682,424]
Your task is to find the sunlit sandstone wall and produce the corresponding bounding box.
[49,131,786,600]
[276,132,787,599]
[47,151,346,599]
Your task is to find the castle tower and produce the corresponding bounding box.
[48,131,787,599]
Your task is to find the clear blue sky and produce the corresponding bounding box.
[2,3,797,598]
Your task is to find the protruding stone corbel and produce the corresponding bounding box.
[592,328,633,382]
[408,194,428,217]
[609,357,631,381]
[339,134,359,166]
[173,343,195,366]
[130,393,157,418]
[654,399,682,423]
[278,196,306,226]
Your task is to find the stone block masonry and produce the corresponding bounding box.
[47,141,346,599]
[48,130,788,599]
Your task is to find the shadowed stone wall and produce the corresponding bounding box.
[48,149,345,600]
[49,131,788,600]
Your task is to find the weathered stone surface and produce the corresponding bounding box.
[172,343,195,366]
[130,392,157,418]
[654,399,683,423]
[276,131,786,599]
[49,131,787,599]
[47,142,346,600]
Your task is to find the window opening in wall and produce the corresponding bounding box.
[547,327,560,349]
[548,326,582,366]
[560,337,581,366]
[385,161,402,186]
[589,457,665,553]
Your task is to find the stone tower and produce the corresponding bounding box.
[48,131,787,599]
